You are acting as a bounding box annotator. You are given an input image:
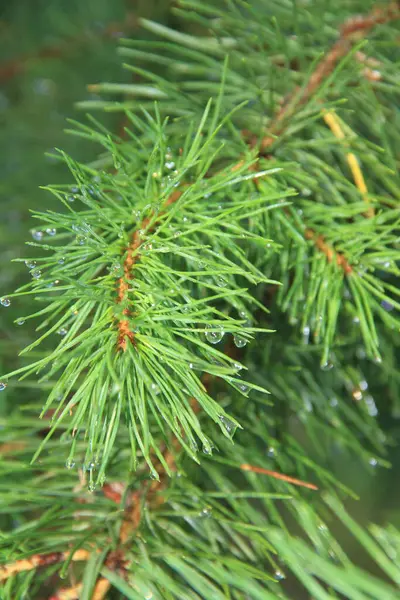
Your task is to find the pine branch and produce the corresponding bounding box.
[2,2,400,598]
[258,0,400,151]
[116,189,183,351]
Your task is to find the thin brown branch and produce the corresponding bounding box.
[116,190,183,352]
[304,228,353,274]
[240,464,318,491]
[50,577,110,600]
[91,577,112,600]
[0,549,90,582]
[0,13,139,84]
[259,1,400,151]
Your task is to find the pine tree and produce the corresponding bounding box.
[1,1,400,599]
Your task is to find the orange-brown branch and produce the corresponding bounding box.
[240,464,318,491]
[0,549,90,582]
[260,1,400,151]
[50,577,110,600]
[116,192,183,352]
[305,228,353,274]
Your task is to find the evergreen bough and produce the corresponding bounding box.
[1,1,400,599]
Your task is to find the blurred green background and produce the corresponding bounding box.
[1,0,399,586]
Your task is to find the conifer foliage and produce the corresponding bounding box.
[1,1,400,599]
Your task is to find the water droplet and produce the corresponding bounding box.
[329,397,338,407]
[233,334,247,348]
[150,471,159,480]
[86,461,96,471]
[67,195,76,202]
[150,383,160,395]
[373,355,382,364]
[16,319,25,326]
[108,262,122,276]
[274,571,285,582]
[0,382,7,392]
[369,457,378,467]
[25,259,37,269]
[165,161,175,170]
[32,230,43,241]
[202,443,212,455]
[205,325,224,344]
[353,316,360,324]
[216,276,226,288]
[58,257,65,265]
[239,383,249,394]
[302,326,310,343]
[76,235,86,245]
[0,297,11,307]
[182,216,188,223]
[88,482,96,492]
[31,269,42,280]
[58,327,68,336]
[66,458,75,469]
[189,363,194,369]
[359,380,368,391]
[46,228,56,236]
[381,300,394,312]
[352,388,362,401]
[234,362,243,371]
[356,346,366,359]
[174,230,181,238]
[199,506,212,518]
[267,446,276,458]
[321,360,333,371]
[219,415,235,433]
[365,395,378,417]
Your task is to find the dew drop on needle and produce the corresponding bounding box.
[205,325,224,344]
[233,334,247,348]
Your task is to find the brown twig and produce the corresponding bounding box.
[0,549,90,582]
[259,1,400,151]
[116,190,183,351]
[50,577,110,600]
[304,229,353,275]
[240,464,318,491]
